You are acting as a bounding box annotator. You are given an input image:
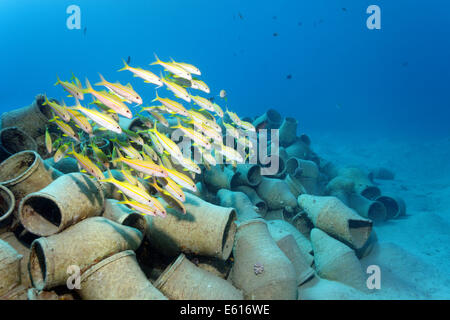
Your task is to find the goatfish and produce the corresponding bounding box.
[176,156,201,174]
[152,91,188,117]
[118,195,160,217]
[160,76,191,103]
[226,108,242,127]
[149,124,184,160]
[90,142,110,168]
[198,147,216,166]
[122,128,144,146]
[223,122,240,139]
[118,59,163,87]
[85,78,132,119]
[190,95,215,112]
[95,74,143,105]
[152,182,186,215]
[212,102,224,118]
[113,157,168,177]
[190,79,210,94]
[151,54,192,81]
[42,96,71,122]
[55,75,84,100]
[68,144,105,180]
[142,144,159,161]
[187,119,222,144]
[170,59,201,76]
[164,167,197,192]
[140,107,169,127]
[53,142,70,163]
[171,119,212,150]
[45,128,52,154]
[239,120,256,132]
[65,107,93,137]
[100,172,156,207]
[71,103,122,134]
[159,177,185,202]
[112,140,143,160]
[215,143,244,163]
[70,72,83,90]
[49,117,79,142]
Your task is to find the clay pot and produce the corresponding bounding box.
[154,253,243,300]
[320,159,339,180]
[230,219,297,300]
[0,232,31,287]
[285,137,311,160]
[0,127,38,163]
[338,167,381,200]
[44,157,80,174]
[146,192,237,260]
[29,217,143,290]
[0,239,22,297]
[19,173,105,236]
[203,165,235,192]
[0,151,63,217]
[279,117,298,147]
[233,185,267,216]
[290,211,314,240]
[217,189,261,222]
[0,95,52,140]
[252,109,282,130]
[1,284,28,300]
[284,174,307,198]
[375,194,406,219]
[310,228,367,291]
[256,177,297,212]
[347,192,387,223]
[325,176,355,204]
[231,164,261,188]
[298,194,372,250]
[78,250,167,300]
[264,209,287,221]
[355,230,378,259]
[266,219,313,265]
[102,199,148,236]
[194,256,232,279]
[298,276,369,300]
[285,158,319,195]
[275,234,315,285]
[0,185,15,228]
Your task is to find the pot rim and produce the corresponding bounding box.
[0,184,15,222]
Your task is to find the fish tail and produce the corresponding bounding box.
[85,78,93,92]
[95,73,107,86]
[118,59,129,72]
[150,53,161,65]
[151,91,159,102]
[54,75,61,86]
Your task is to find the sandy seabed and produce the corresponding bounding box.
[310,132,450,300]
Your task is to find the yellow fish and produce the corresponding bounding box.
[118,59,163,87]
[49,117,79,142]
[170,59,201,76]
[72,103,122,134]
[85,78,132,119]
[160,76,191,103]
[164,167,197,192]
[53,142,70,163]
[152,91,188,117]
[55,75,84,100]
[68,144,105,180]
[151,53,192,81]
[190,79,210,94]
[113,157,168,177]
[95,73,143,105]
[42,96,71,122]
[45,128,52,154]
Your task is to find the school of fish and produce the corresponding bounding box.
[44,54,256,218]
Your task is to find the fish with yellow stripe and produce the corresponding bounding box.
[151,54,192,81]
[84,78,133,119]
[112,156,168,177]
[68,144,105,180]
[55,75,84,100]
[95,73,143,105]
[118,60,163,87]
[152,91,188,117]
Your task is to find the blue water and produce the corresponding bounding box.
[1,0,449,139]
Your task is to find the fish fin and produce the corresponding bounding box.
[54,75,61,86]
[95,73,107,86]
[150,53,161,65]
[118,59,129,72]
[85,78,93,92]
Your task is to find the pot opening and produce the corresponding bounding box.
[221,209,237,260]
[247,165,261,185]
[0,151,37,183]
[347,219,373,249]
[376,196,399,219]
[123,213,147,236]
[21,196,61,235]
[368,201,387,223]
[360,186,381,200]
[30,241,47,290]
[267,109,282,125]
[0,128,36,154]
